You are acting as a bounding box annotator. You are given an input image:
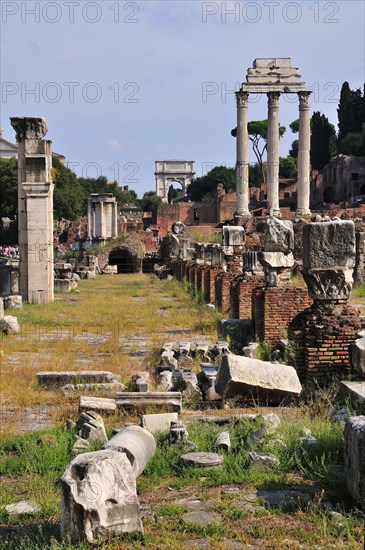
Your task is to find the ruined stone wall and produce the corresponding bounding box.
[288,302,365,380]
[230,276,265,319]
[253,286,312,348]
[215,273,233,314]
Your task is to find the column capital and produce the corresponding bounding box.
[298,91,311,110]
[267,92,280,107]
[236,91,249,108]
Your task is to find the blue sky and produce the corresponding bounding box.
[1,0,364,196]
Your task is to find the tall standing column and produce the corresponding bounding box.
[235,92,250,218]
[100,201,105,239]
[267,92,281,217]
[297,91,312,216]
[10,117,54,304]
[87,198,92,239]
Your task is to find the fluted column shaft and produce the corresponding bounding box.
[235,92,250,217]
[297,91,312,216]
[267,92,281,217]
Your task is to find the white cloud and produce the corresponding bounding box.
[105,140,124,153]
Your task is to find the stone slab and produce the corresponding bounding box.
[79,396,116,414]
[181,511,222,526]
[141,412,178,434]
[340,381,365,414]
[181,452,224,467]
[344,416,365,507]
[116,391,182,412]
[37,370,118,388]
[215,354,302,403]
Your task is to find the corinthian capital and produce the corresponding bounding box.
[267,92,280,108]
[236,92,249,108]
[298,91,311,110]
[10,117,48,142]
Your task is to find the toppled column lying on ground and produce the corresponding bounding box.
[60,425,156,544]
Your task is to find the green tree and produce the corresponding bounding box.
[310,112,337,170]
[279,156,297,179]
[231,120,286,183]
[140,191,162,213]
[187,165,236,202]
[337,82,365,146]
[339,130,365,156]
[0,157,18,221]
[53,157,84,220]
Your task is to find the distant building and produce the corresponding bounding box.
[0,128,66,163]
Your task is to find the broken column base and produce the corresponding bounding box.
[288,302,365,381]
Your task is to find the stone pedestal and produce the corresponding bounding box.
[10,117,54,304]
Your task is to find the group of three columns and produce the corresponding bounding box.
[235,91,311,218]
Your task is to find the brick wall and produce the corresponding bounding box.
[215,273,234,314]
[231,275,265,319]
[252,286,312,348]
[204,267,223,304]
[288,302,365,380]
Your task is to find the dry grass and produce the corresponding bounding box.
[0,274,218,433]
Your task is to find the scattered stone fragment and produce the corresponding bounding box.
[181,510,222,526]
[0,315,20,335]
[198,364,221,401]
[158,370,174,391]
[215,354,302,403]
[170,420,188,443]
[248,451,280,468]
[344,415,365,506]
[72,436,90,454]
[133,371,150,392]
[79,396,116,414]
[60,450,143,544]
[351,336,365,378]
[4,295,22,309]
[216,431,231,451]
[4,501,39,516]
[181,452,224,468]
[141,412,178,434]
[248,427,268,448]
[242,342,260,358]
[262,412,281,433]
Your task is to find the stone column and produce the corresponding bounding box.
[92,204,96,238]
[235,92,250,218]
[297,91,312,216]
[10,117,54,304]
[112,200,118,238]
[87,198,92,239]
[100,201,105,239]
[267,92,281,217]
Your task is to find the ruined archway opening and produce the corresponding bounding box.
[108,248,137,274]
[323,186,336,204]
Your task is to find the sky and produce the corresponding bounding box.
[1,0,364,197]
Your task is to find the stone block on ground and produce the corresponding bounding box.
[216,432,231,451]
[0,315,19,335]
[79,396,116,414]
[4,501,39,516]
[248,451,280,468]
[181,452,224,468]
[54,279,78,293]
[351,336,365,378]
[37,370,118,388]
[102,425,156,477]
[116,391,182,412]
[344,416,365,507]
[132,371,150,392]
[4,295,22,309]
[215,354,302,403]
[0,298,4,317]
[141,412,178,434]
[60,450,142,544]
[340,381,365,414]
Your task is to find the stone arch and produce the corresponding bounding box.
[155,160,195,202]
[323,186,336,203]
[108,247,137,273]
